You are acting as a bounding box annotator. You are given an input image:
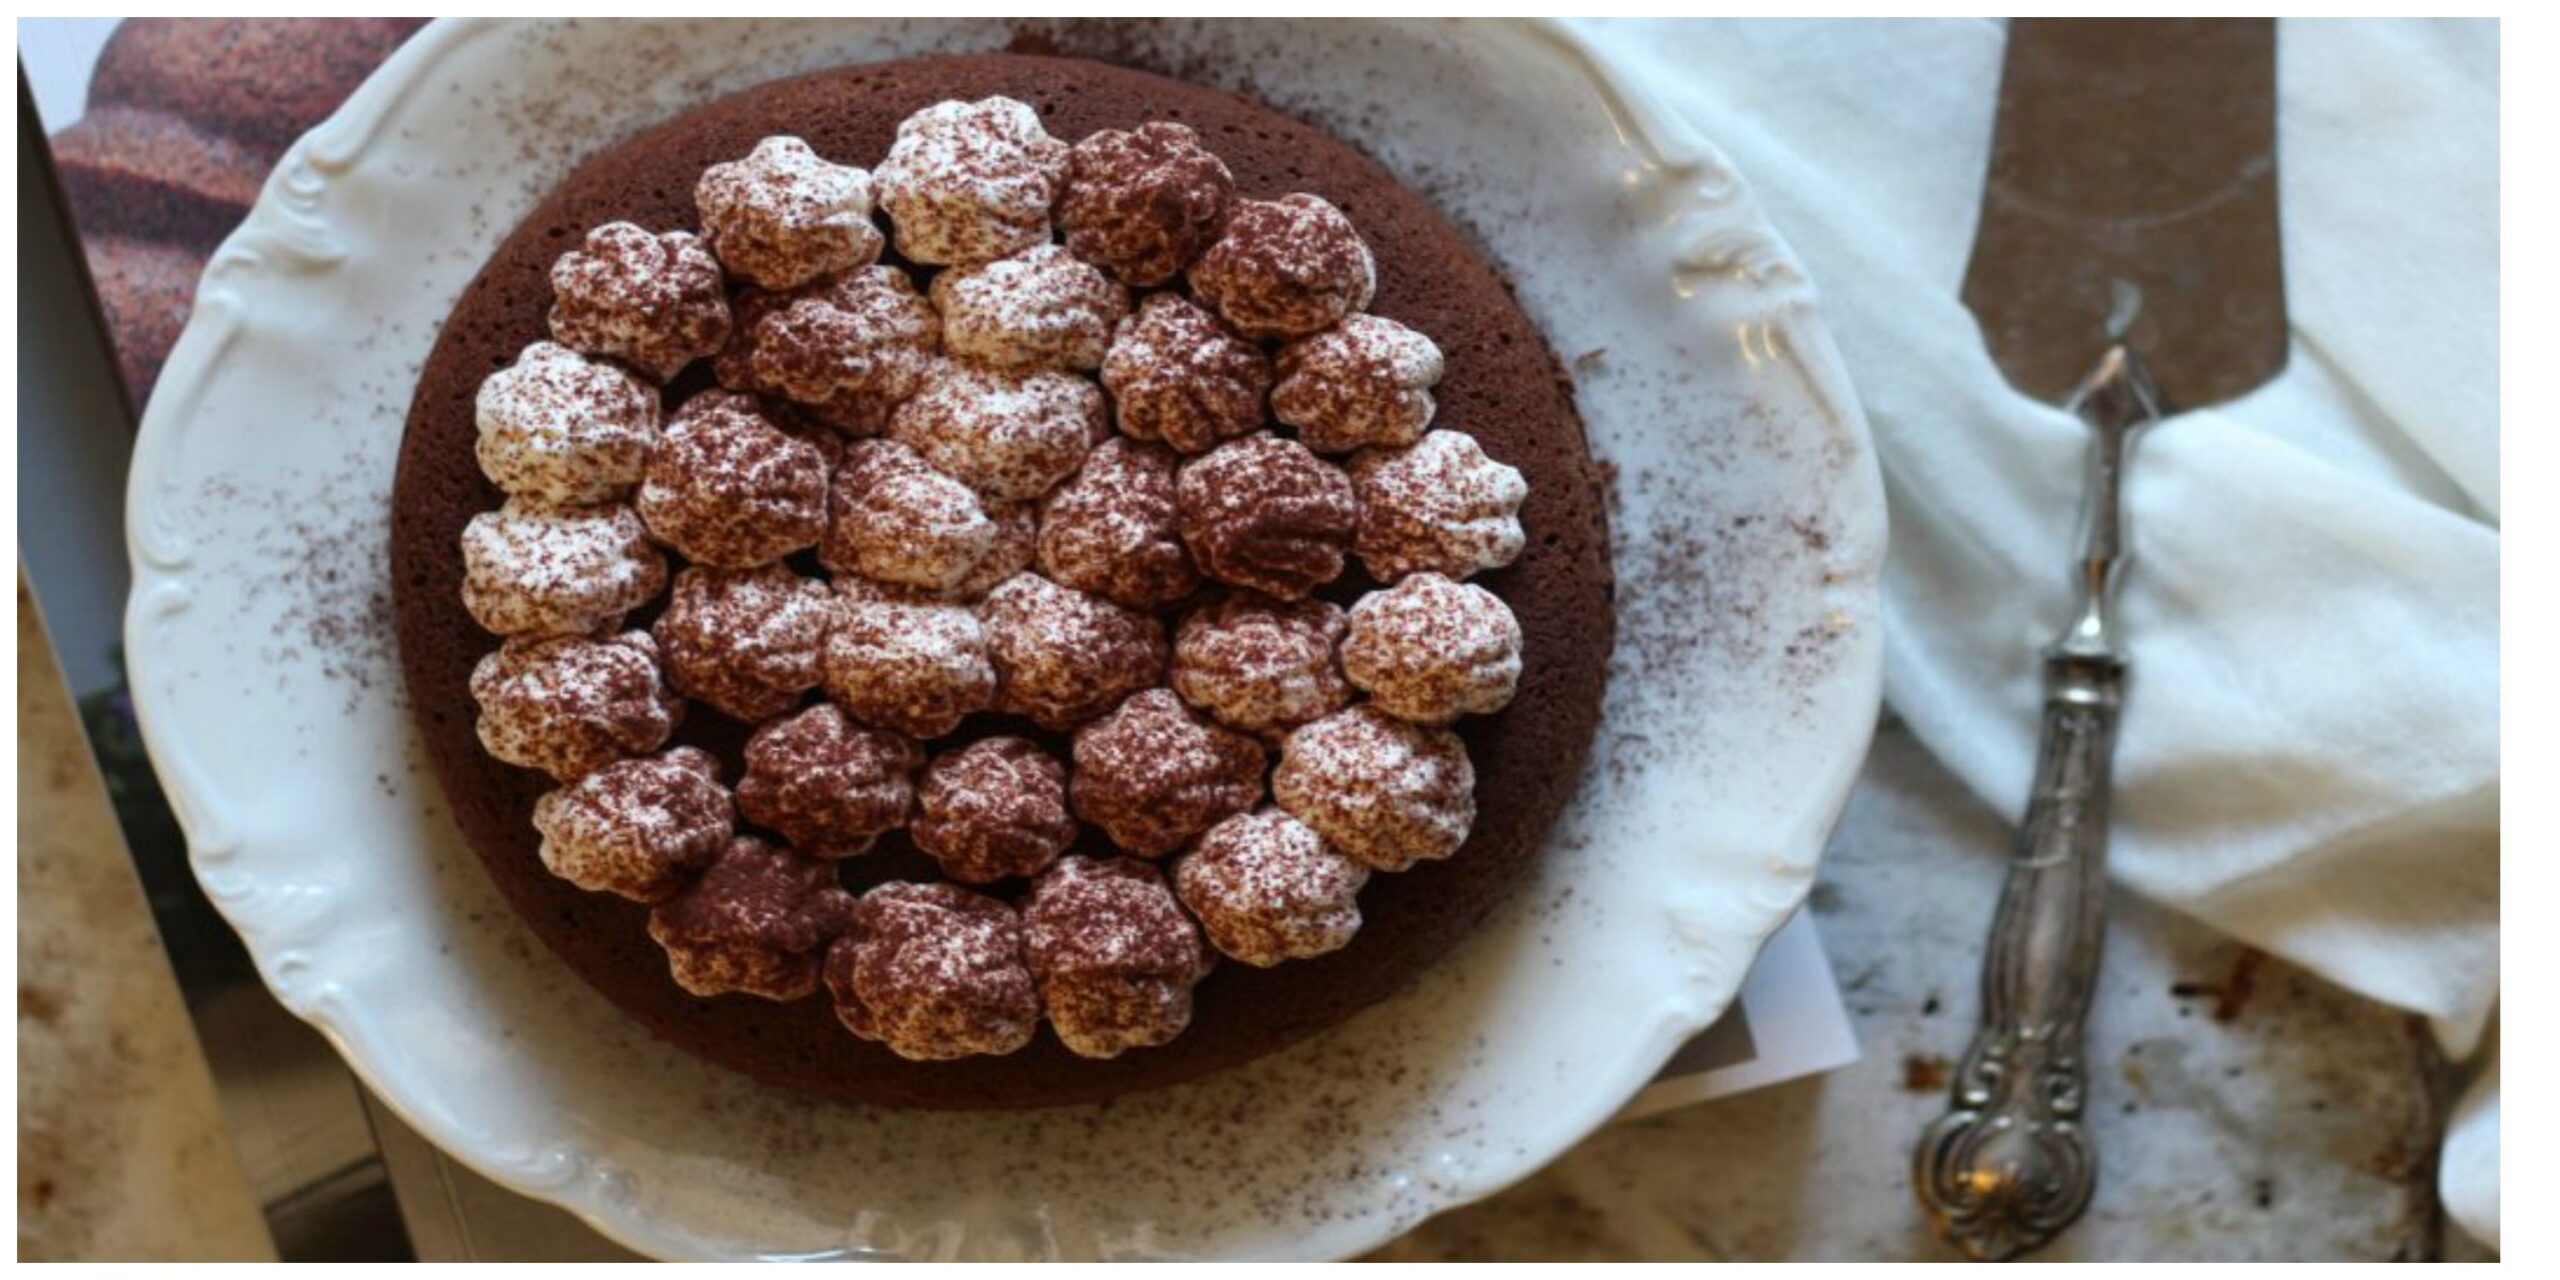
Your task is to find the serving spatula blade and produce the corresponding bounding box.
[1963,17,2287,410]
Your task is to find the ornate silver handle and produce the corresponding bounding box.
[1916,346,2158,1261]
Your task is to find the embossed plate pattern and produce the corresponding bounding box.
[125,18,1883,1261]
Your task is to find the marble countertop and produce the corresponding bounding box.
[15,579,2470,1261]
[1377,723,2465,1261]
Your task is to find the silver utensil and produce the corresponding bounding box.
[1914,18,2289,1261]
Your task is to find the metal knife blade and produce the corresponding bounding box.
[1917,18,2289,1261]
[1964,17,2288,410]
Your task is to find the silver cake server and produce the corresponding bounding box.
[1913,17,2290,1261]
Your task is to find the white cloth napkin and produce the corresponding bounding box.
[1578,17,2499,1248]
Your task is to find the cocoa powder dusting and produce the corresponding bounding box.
[203,470,397,716]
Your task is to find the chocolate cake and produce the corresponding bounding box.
[392,52,1614,1110]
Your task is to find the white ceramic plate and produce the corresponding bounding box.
[126,18,1883,1261]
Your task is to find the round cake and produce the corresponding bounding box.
[391,51,1613,1110]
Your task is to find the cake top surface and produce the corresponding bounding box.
[438,74,1559,1079]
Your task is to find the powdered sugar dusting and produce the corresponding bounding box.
[1068,688,1265,857]
[1189,194,1376,340]
[1272,704,1475,872]
[470,630,679,781]
[980,572,1167,729]
[635,390,830,568]
[1022,855,1211,1059]
[1272,313,1443,455]
[737,265,942,436]
[887,361,1106,502]
[455,77,1538,1091]
[1174,432,1358,600]
[912,736,1077,884]
[1174,807,1368,966]
[823,577,997,740]
[822,438,1000,591]
[1340,573,1521,725]
[828,883,1039,1060]
[1348,429,1526,583]
[874,96,1069,266]
[647,835,855,999]
[930,243,1129,371]
[1170,592,1351,741]
[547,221,731,379]
[474,341,660,504]
[695,135,884,289]
[1100,292,1271,455]
[1036,437,1197,609]
[460,499,667,637]
[735,703,919,857]
[652,564,833,722]
[532,745,734,901]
